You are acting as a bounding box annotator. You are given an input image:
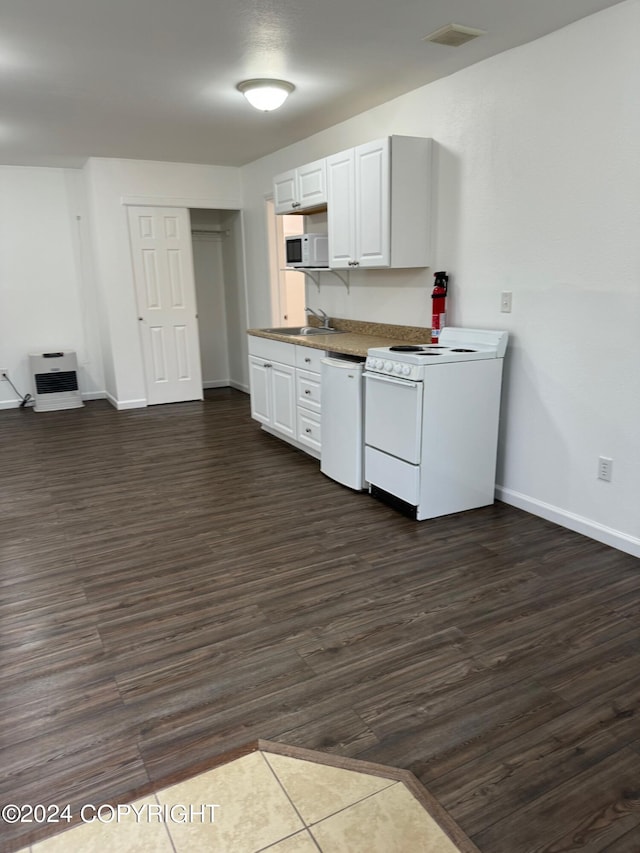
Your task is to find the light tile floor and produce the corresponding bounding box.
[18,748,465,852]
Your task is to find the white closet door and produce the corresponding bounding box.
[128,206,203,405]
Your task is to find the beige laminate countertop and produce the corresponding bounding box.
[247,317,432,358]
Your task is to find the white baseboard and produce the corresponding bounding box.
[203,381,250,393]
[105,393,147,410]
[496,485,640,559]
[1,392,106,409]
[202,379,249,394]
[104,385,249,408]
[2,392,111,409]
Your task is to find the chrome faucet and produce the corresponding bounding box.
[305,307,333,329]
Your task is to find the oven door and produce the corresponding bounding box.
[364,372,423,464]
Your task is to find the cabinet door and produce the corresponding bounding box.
[355,138,390,267]
[249,356,271,425]
[271,362,296,437]
[297,159,327,209]
[327,148,356,268]
[273,169,298,214]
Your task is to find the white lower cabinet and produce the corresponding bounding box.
[248,357,272,425]
[297,408,321,453]
[296,364,322,452]
[296,368,322,412]
[270,362,296,437]
[248,335,325,457]
[248,356,296,436]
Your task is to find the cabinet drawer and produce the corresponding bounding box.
[365,445,420,505]
[298,407,321,451]
[248,335,295,365]
[295,346,326,372]
[297,369,321,411]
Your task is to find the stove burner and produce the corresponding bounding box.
[389,345,424,352]
[422,351,442,355]
[450,348,476,353]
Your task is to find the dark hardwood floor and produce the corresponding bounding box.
[1,389,639,852]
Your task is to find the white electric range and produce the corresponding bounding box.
[363,327,509,520]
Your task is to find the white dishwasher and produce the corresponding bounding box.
[320,356,366,490]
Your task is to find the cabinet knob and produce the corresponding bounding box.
[305,428,312,433]
[263,362,272,368]
[304,389,311,395]
[304,357,311,363]
[292,201,301,208]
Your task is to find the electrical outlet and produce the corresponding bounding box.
[598,456,613,482]
[500,291,512,313]
[0,369,8,379]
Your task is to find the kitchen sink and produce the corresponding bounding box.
[263,326,345,336]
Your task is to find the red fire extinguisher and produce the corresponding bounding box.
[431,271,449,343]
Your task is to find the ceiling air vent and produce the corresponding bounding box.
[423,24,486,47]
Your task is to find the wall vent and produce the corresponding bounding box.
[29,351,84,412]
[423,24,486,47]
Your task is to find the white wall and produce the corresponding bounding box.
[83,158,243,407]
[219,210,249,392]
[1,3,637,555]
[192,233,230,387]
[0,166,104,408]
[239,0,640,556]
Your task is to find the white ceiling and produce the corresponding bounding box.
[0,0,625,169]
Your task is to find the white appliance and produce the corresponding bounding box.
[364,327,508,519]
[29,351,83,412]
[285,233,329,268]
[320,356,366,490]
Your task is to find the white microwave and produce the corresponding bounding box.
[285,233,329,268]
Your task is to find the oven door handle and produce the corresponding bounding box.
[364,372,420,390]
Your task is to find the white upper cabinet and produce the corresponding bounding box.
[327,136,432,269]
[325,148,356,268]
[273,158,327,214]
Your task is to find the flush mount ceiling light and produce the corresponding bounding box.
[236,78,295,111]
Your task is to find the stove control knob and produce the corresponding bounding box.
[402,365,411,376]
[384,361,393,372]
[375,359,384,370]
[394,363,403,374]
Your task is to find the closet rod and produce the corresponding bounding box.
[190,228,229,236]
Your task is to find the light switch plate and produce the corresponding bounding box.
[500,291,512,313]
